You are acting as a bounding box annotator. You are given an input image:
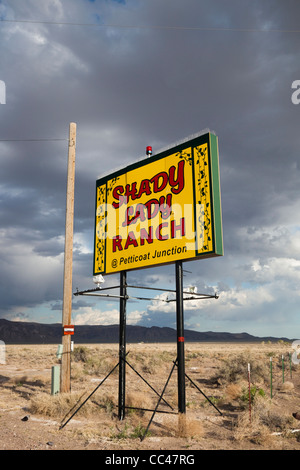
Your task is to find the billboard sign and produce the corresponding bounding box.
[94,131,223,275]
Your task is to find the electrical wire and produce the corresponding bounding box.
[0,138,67,142]
[0,18,299,33]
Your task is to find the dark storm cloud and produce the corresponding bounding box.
[0,0,299,335]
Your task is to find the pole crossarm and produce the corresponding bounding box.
[74,285,218,302]
[165,294,218,302]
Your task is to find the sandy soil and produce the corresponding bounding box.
[0,342,300,451]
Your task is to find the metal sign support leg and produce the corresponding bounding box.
[175,261,186,414]
[118,270,127,420]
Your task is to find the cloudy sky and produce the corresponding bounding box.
[0,0,300,339]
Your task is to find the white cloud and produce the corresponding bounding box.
[74,306,119,325]
[214,286,274,312]
[148,293,176,314]
[248,257,300,287]
[73,306,146,326]
[127,309,147,324]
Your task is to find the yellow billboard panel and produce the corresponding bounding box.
[94,132,223,275]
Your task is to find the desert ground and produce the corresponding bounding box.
[1,341,300,451]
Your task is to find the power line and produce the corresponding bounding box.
[0,18,299,33]
[0,138,67,142]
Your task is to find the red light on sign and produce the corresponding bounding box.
[146,146,152,156]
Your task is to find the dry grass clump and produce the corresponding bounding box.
[71,346,175,381]
[125,391,155,415]
[28,390,101,419]
[128,349,174,375]
[257,400,293,433]
[233,406,271,445]
[233,395,294,446]
[225,382,244,402]
[12,375,47,388]
[175,416,203,441]
[133,413,203,441]
[95,392,116,414]
[279,381,294,393]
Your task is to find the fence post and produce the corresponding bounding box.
[270,357,273,399]
[248,363,251,423]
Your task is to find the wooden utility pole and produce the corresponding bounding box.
[61,122,76,393]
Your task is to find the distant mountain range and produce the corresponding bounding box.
[0,319,292,345]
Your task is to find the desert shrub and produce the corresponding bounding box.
[96,393,116,414]
[72,346,90,363]
[234,395,293,444]
[128,350,173,375]
[88,357,118,376]
[254,396,293,432]
[130,423,150,439]
[72,346,118,376]
[240,385,265,407]
[29,390,99,418]
[214,353,269,385]
[185,351,204,361]
[110,422,151,440]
